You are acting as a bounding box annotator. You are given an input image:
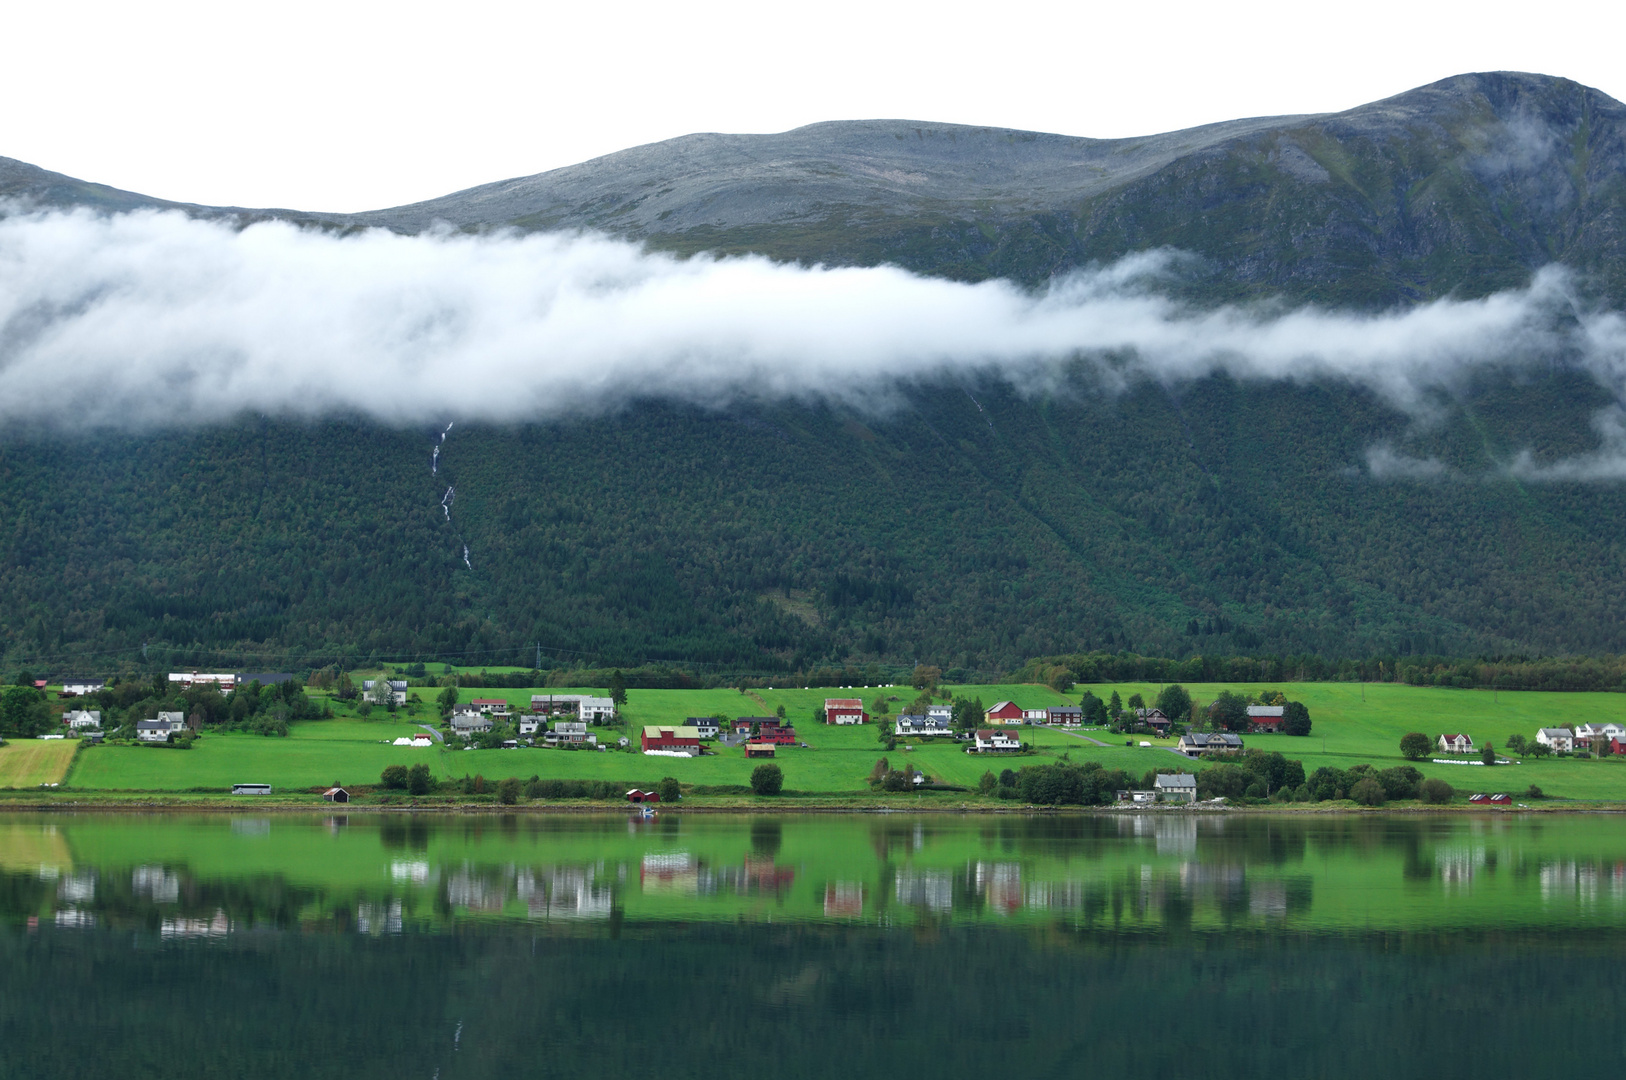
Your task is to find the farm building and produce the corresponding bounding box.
[642,726,702,754]
[1245,706,1284,732]
[744,743,777,758]
[984,701,1025,725]
[169,672,235,693]
[528,694,616,721]
[625,789,661,804]
[322,787,349,803]
[1437,733,1475,753]
[470,698,508,714]
[824,699,867,725]
[1135,708,1173,734]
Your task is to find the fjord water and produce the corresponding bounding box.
[4,812,1625,1078]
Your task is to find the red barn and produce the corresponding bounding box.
[985,701,1025,724]
[824,699,867,725]
[626,789,661,804]
[641,726,701,753]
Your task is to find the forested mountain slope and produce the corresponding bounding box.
[3,367,1624,672]
[4,71,1626,672]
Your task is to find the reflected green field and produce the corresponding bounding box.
[5,811,1626,934]
[6,811,1626,1080]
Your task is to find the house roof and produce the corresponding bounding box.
[1245,705,1285,717]
[825,698,863,709]
[135,719,168,730]
[1538,728,1574,737]
[643,725,700,738]
[323,787,348,796]
[987,700,1018,713]
[1155,773,1197,788]
[1049,706,1082,715]
[1439,733,1472,742]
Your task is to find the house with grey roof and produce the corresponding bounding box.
[1536,728,1574,753]
[362,679,408,706]
[1177,732,1243,756]
[1154,773,1198,802]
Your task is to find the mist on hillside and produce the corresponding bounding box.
[3,204,1625,477]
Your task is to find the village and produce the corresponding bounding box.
[7,670,1623,808]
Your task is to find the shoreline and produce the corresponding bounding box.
[3,795,1624,815]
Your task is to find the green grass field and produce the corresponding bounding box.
[0,740,80,787]
[49,680,1626,801]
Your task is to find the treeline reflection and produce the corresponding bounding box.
[2,812,1624,935]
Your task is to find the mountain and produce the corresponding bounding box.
[4,71,1626,674]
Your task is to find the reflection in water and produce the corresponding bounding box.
[2,812,1626,1079]
[0,812,1623,936]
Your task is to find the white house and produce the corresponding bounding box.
[973,729,1021,752]
[1022,708,1049,722]
[687,717,721,739]
[518,715,542,736]
[926,704,953,723]
[363,679,408,706]
[1437,733,1475,754]
[895,714,953,738]
[1536,728,1574,753]
[63,710,101,730]
[136,712,186,742]
[527,694,616,721]
[1154,773,1198,803]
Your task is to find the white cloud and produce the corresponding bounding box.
[1364,445,1452,481]
[0,205,1621,461]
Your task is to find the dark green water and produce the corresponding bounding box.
[3,811,1625,1078]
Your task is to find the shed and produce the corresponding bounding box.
[322,787,350,803]
[744,742,777,758]
[626,789,661,804]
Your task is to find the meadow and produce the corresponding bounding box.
[36,679,1626,802]
[0,740,79,787]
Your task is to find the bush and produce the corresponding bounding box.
[978,770,997,794]
[1528,743,1552,758]
[1282,701,1312,737]
[1419,777,1455,804]
[1399,732,1432,760]
[380,765,409,790]
[1270,786,1291,803]
[1291,784,1310,802]
[750,763,784,795]
[497,777,520,805]
[1526,784,1544,799]
[1244,780,1267,799]
[1350,778,1386,806]
[657,776,681,803]
[407,762,433,795]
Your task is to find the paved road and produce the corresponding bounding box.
[1053,727,1193,761]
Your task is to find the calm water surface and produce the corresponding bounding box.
[4,811,1624,1078]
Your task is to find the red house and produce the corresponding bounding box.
[985,701,1025,725]
[825,699,867,725]
[641,726,701,753]
[759,724,797,745]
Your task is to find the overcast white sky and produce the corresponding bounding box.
[3,0,1622,212]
